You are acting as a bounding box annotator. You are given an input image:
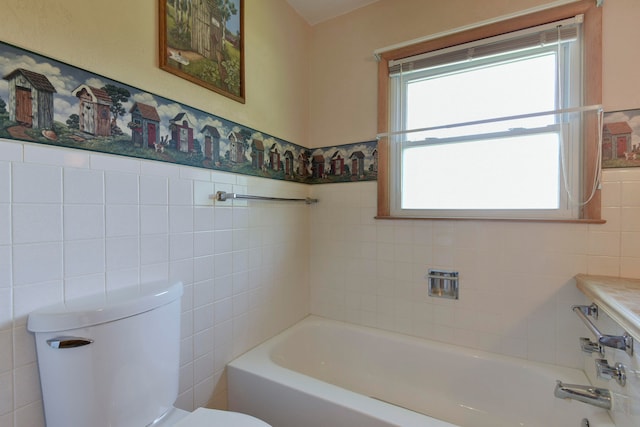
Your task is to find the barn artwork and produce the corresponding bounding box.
[0,41,377,184]
[159,0,245,103]
[603,109,640,168]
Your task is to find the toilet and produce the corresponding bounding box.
[27,281,270,427]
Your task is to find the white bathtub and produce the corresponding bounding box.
[228,316,615,427]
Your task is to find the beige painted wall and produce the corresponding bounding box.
[5,0,635,153]
[0,0,311,146]
[308,0,640,148]
[601,0,640,111]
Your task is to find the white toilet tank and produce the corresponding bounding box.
[27,281,183,427]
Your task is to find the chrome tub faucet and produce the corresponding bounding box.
[554,381,612,410]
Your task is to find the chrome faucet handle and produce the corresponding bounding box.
[595,358,626,387]
[599,332,634,356]
[580,337,604,356]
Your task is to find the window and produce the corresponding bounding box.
[376,1,602,221]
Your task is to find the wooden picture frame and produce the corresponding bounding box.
[602,109,640,168]
[159,0,244,103]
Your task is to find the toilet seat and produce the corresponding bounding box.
[171,407,271,427]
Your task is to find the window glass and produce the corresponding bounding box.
[387,18,589,219]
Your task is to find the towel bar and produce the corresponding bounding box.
[572,304,633,356]
[212,191,318,204]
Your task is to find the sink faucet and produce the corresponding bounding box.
[554,381,611,410]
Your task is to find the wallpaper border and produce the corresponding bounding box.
[0,41,377,184]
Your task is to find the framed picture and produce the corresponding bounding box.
[159,0,244,103]
[602,109,640,168]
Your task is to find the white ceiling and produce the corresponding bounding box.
[286,0,380,25]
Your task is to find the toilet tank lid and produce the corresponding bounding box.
[27,281,183,332]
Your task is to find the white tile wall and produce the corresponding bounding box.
[63,168,104,204]
[4,136,640,426]
[0,140,310,427]
[309,168,640,369]
[11,163,62,204]
[12,205,62,244]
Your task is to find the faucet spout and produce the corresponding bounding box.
[554,380,611,410]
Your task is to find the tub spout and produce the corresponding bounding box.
[554,380,611,410]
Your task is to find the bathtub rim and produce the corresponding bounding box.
[228,315,615,427]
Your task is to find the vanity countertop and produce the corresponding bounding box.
[575,274,640,341]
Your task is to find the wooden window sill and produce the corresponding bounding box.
[375,216,606,224]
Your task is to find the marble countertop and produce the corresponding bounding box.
[575,274,640,342]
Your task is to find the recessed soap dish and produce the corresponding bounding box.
[427,269,459,299]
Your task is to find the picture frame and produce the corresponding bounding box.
[602,109,640,168]
[159,0,245,103]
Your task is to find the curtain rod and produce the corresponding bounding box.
[212,191,318,205]
[376,105,603,140]
[373,0,603,60]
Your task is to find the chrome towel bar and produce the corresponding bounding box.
[212,191,318,204]
[572,304,634,356]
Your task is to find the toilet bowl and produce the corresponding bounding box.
[157,407,269,426]
[27,281,271,427]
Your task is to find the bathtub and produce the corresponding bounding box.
[228,316,614,427]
